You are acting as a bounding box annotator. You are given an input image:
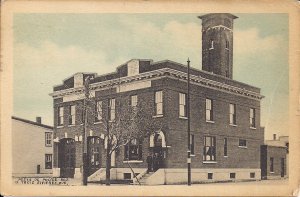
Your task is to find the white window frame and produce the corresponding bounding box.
[109,98,116,121]
[45,132,52,147]
[229,104,236,125]
[250,108,256,128]
[69,105,75,125]
[203,136,216,161]
[179,93,187,118]
[238,139,247,148]
[155,91,163,116]
[45,154,52,169]
[209,40,214,49]
[206,99,213,122]
[95,101,103,122]
[58,106,64,126]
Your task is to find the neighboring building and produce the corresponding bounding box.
[261,134,289,179]
[50,13,265,184]
[12,116,53,177]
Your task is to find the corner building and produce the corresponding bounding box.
[50,13,264,184]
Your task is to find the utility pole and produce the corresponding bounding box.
[82,76,90,186]
[187,58,191,186]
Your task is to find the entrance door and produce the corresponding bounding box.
[281,158,285,177]
[59,138,75,178]
[87,136,101,176]
[153,134,163,171]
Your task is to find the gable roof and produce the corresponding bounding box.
[12,116,53,130]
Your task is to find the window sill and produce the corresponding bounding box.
[224,156,228,158]
[225,48,229,50]
[123,160,143,163]
[238,146,247,149]
[68,124,76,127]
[203,161,217,164]
[209,47,214,50]
[229,124,237,127]
[190,154,195,157]
[250,127,256,130]
[153,115,163,118]
[109,120,115,123]
[179,116,188,119]
[94,121,102,125]
[206,120,215,124]
[270,172,275,174]
[56,126,64,129]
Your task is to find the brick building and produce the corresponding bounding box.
[50,13,265,184]
[261,134,289,179]
[12,116,53,177]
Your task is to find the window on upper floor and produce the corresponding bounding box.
[209,39,214,49]
[45,132,52,147]
[95,101,103,122]
[225,40,229,49]
[124,138,142,161]
[45,154,52,169]
[179,93,187,118]
[229,104,236,125]
[58,106,64,126]
[250,108,256,128]
[131,95,138,112]
[206,99,213,121]
[109,98,116,121]
[203,136,216,161]
[155,91,163,116]
[68,105,75,125]
[238,139,247,147]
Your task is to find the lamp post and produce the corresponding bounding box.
[187,58,191,186]
[82,76,90,186]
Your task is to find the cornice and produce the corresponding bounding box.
[50,68,264,101]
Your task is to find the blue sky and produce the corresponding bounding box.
[13,13,288,140]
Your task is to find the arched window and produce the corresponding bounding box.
[209,39,214,49]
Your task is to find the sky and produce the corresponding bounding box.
[13,13,289,140]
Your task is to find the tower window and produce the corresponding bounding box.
[225,40,229,49]
[209,40,214,49]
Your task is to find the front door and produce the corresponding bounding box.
[153,134,163,171]
[59,138,75,178]
[87,136,101,176]
[281,158,285,177]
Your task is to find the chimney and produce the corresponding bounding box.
[36,117,42,124]
[273,134,277,140]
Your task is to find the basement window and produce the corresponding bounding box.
[250,172,255,178]
[230,173,236,179]
[124,173,131,180]
[208,173,213,180]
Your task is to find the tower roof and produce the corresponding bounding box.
[198,13,238,20]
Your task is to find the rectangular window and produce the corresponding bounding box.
[230,173,236,179]
[225,40,229,49]
[155,91,163,116]
[239,139,247,147]
[109,98,115,121]
[250,108,256,128]
[45,132,52,147]
[208,173,213,180]
[206,99,213,121]
[179,93,187,117]
[250,172,255,178]
[131,95,138,107]
[229,104,236,125]
[224,138,228,156]
[69,105,75,125]
[190,134,195,155]
[58,106,64,126]
[270,157,274,172]
[124,173,131,180]
[203,136,216,161]
[124,139,142,161]
[95,101,103,122]
[45,154,52,169]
